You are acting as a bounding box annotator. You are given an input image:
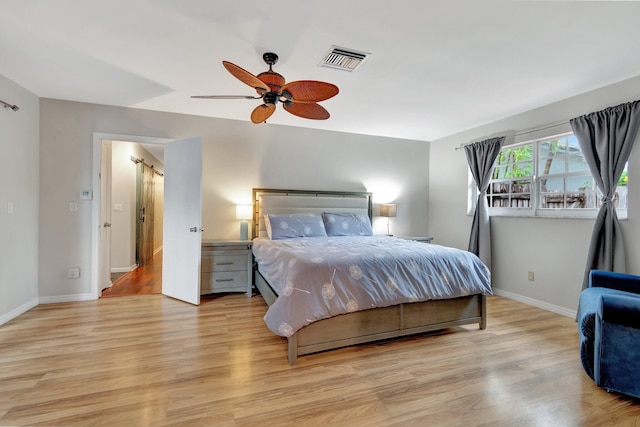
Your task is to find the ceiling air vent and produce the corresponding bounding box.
[320,46,370,72]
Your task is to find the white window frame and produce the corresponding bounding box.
[467,132,628,219]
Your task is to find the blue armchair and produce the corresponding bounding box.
[578,270,640,398]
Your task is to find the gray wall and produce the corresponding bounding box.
[0,73,39,323]
[38,99,429,300]
[429,74,640,316]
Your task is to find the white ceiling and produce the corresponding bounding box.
[2,1,640,142]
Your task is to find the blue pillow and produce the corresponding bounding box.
[266,214,327,240]
[323,212,373,236]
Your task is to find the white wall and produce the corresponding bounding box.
[38,99,429,300]
[110,141,164,272]
[110,141,136,272]
[429,74,640,315]
[0,73,39,324]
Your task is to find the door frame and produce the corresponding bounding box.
[91,132,172,299]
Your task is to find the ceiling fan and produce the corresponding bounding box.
[192,52,339,124]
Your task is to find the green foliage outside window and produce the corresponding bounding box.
[493,145,533,179]
[619,170,628,186]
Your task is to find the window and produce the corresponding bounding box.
[470,132,628,218]
[488,143,534,209]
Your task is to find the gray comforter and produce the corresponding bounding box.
[252,235,492,337]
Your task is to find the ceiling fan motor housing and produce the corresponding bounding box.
[257,52,284,94]
[256,70,285,94]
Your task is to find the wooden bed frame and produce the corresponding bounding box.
[252,188,487,365]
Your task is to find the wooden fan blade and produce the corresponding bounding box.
[251,103,276,123]
[191,95,261,99]
[283,102,330,120]
[223,61,270,93]
[281,80,339,103]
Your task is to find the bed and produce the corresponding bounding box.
[251,188,492,364]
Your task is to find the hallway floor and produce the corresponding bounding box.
[102,251,162,297]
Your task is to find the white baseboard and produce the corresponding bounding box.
[0,297,39,326]
[492,288,577,319]
[38,293,95,304]
[111,264,137,274]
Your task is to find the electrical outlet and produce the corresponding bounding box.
[68,268,80,279]
[527,271,535,281]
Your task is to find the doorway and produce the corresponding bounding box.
[105,140,165,296]
[91,133,204,304]
[91,133,170,299]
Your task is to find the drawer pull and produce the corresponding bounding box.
[215,278,234,282]
[215,262,234,266]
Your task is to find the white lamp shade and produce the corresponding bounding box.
[380,203,397,218]
[236,204,252,220]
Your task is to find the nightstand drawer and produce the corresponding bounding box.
[200,240,253,297]
[201,253,248,273]
[201,271,247,293]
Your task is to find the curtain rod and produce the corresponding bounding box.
[454,120,568,151]
[130,156,164,176]
[1,99,19,111]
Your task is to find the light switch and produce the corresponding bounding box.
[69,202,78,212]
[7,202,14,214]
[113,203,123,212]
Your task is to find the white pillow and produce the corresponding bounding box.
[264,214,273,239]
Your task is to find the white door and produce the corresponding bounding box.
[162,137,203,305]
[98,140,112,291]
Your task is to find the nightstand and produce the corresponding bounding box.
[201,240,253,297]
[397,236,433,243]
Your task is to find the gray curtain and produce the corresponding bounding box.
[570,100,640,289]
[464,136,504,269]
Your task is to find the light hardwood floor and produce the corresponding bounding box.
[1,294,639,426]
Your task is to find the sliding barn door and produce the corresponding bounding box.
[136,162,156,266]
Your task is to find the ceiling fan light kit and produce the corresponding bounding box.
[192,52,339,124]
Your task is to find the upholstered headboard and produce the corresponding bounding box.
[252,188,373,239]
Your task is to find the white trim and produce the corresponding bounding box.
[91,132,172,300]
[493,288,577,319]
[39,294,95,304]
[110,264,137,274]
[0,298,38,326]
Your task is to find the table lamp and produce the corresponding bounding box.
[236,204,252,240]
[380,203,397,236]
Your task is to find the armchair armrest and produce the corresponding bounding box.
[593,293,640,397]
[589,270,640,294]
[598,293,640,329]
